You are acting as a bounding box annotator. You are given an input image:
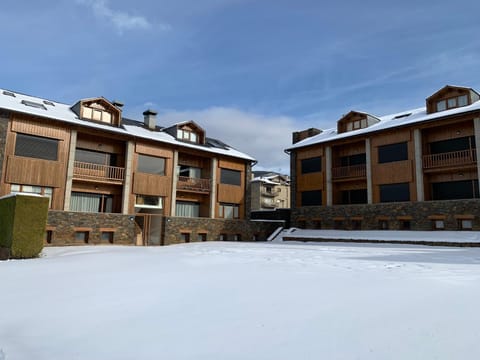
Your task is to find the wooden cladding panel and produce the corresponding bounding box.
[295,145,324,160]
[77,136,124,154]
[135,143,173,158]
[5,156,63,187]
[217,184,243,203]
[371,129,411,147]
[372,160,413,185]
[218,159,245,171]
[422,120,474,143]
[333,141,365,157]
[132,172,172,196]
[11,116,69,140]
[296,172,324,191]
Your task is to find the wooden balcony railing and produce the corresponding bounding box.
[332,164,367,179]
[423,149,477,169]
[177,176,211,193]
[73,161,125,183]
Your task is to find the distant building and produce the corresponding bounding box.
[286,85,480,231]
[250,171,290,211]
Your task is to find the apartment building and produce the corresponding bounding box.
[250,171,290,210]
[0,88,279,245]
[287,85,480,231]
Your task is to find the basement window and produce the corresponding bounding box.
[101,231,114,244]
[457,219,473,230]
[75,231,90,243]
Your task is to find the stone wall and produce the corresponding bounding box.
[291,199,480,231]
[47,211,137,245]
[162,216,284,245]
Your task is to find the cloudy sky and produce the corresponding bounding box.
[1,0,480,173]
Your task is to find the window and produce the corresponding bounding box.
[220,168,241,186]
[176,201,200,217]
[429,136,475,154]
[379,183,410,203]
[219,233,227,241]
[301,190,322,206]
[458,219,473,230]
[15,133,58,161]
[70,192,113,213]
[340,153,366,166]
[352,219,362,230]
[75,149,117,166]
[181,233,190,243]
[334,219,344,229]
[436,95,469,112]
[219,203,240,219]
[75,231,89,243]
[400,220,411,230]
[82,106,113,123]
[137,154,165,175]
[432,220,445,230]
[11,184,53,208]
[177,129,199,143]
[341,189,367,204]
[378,142,408,163]
[313,220,322,229]
[233,234,241,241]
[432,180,479,200]
[101,231,114,244]
[21,100,47,110]
[45,230,53,244]
[178,165,201,178]
[135,195,163,209]
[301,157,322,173]
[378,220,389,230]
[297,220,306,229]
[198,233,207,242]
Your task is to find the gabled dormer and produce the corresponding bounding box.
[426,85,480,114]
[71,97,122,127]
[337,111,380,134]
[165,121,206,144]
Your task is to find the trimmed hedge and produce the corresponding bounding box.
[0,194,49,259]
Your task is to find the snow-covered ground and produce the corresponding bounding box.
[1,241,480,360]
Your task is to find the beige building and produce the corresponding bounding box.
[250,171,290,211]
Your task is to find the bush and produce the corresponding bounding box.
[0,194,49,259]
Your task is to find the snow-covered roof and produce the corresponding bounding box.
[287,99,480,151]
[0,88,255,162]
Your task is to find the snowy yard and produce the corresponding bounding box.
[1,241,480,360]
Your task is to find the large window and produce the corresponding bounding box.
[379,183,410,203]
[378,142,408,164]
[301,157,322,173]
[83,106,113,124]
[432,180,479,200]
[340,153,366,166]
[75,148,117,166]
[177,129,198,143]
[341,189,367,204]
[176,201,200,217]
[429,136,475,154]
[178,165,201,178]
[436,95,469,112]
[10,184,53,208]
[135,195,163,209]
[301,190,322,206]
[220,168,241,186]
[15,133,58,161]
[219,203,240,219]
[70,192,113,213]
[137,154,165,175]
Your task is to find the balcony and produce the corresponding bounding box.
[332,164,366,180]
[73,161,125,184]
[261,200,277,209]
[177,176,211,193]
[261,188,280,197]
[423,149,476,171]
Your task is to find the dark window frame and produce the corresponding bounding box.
[220,168,241,186]
[378,142,408,164]
[301,190,322,206]
[137,154,166,175]
[15,133,59,161]
[379,183,410,203]
[301,157,322,174]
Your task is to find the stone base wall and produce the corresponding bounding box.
[162,216,284,245]
[47,211,137,246]
[291,199,480,231]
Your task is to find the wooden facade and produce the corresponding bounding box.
[289,85,480,229]
[0,91,254,237]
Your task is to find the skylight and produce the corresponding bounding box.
[2,90,15,97]
[393,113,412,119]
[43,100,55,106]
[21,100,47,110]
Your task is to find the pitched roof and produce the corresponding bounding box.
[0,88,255,162]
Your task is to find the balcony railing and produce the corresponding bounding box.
[73,161,125,183]
[261,200,277,209]
[261,188,280,197]
[177,176,211,193]
[423,149,477,170]
[332,164,366,179]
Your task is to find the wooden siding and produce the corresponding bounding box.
[135,143,173,158]
[5,156,63,187]
[372,160,413,185]
[133,173,172,197]
[217,184,244,203]
[11,116,68,139]
[296,172,324,191]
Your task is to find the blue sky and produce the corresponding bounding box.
[1,0,480,173]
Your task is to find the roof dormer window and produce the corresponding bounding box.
[436,94,468,112]
[83,105,113,124]
[177,128,198,143]
[426,86,478,114]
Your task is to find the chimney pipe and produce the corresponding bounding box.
[143,109,158,130]
[292,128,322,144]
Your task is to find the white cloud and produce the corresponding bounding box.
[155,107,297,174]
[76,0,169,34]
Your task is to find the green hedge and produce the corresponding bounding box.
[0,194,49,259]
